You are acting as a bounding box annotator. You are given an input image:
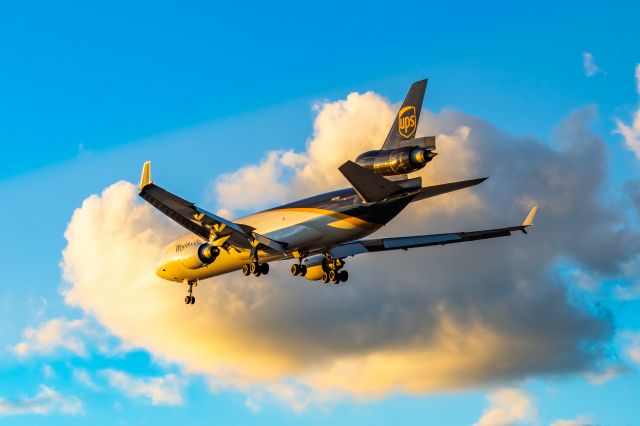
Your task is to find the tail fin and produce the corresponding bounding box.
[381,79,428,150]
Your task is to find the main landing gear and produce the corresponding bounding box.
[242,261,269,277]
[184,280,197,305]
[290,262,307,277]
[322,268,349,285]
[291,256,349,285]
[321,259,349,284]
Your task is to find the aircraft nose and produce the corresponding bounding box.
[155,262,170,279]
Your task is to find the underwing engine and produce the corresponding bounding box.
[179,243,220,269]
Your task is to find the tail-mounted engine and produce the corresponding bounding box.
[180,243,220,269]
[354,136,437,176]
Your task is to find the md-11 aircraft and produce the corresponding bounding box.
[139,79,538,304]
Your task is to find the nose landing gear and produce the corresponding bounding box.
[184,280,197,305]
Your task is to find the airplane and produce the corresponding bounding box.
[138,79,538,305]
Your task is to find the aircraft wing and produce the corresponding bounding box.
[326,207,538,259]
[137,162,286,253]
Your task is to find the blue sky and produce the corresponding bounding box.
[1,1,640,425]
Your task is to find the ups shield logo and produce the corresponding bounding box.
[398,105,417,138]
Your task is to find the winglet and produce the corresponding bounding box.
[522,206,538,227]
[139,161,152,190]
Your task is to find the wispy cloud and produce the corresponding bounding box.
[12,318,88,358]
[102,370,185,406]
[472,387,536,426]
[550,415,594,426]
[0,386,83,416]
[73,368,101,391]
[582,52,602,77]
[614,64,640,159]
[624,331,640,364]
[42,365,56,380]
[584,365,627,385]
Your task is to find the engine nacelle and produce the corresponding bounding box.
[303,254,328,281]
[179,243,220,269]
[354,146,437,176]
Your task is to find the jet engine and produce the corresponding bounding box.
[355,146,437,176]
[179,243,220,269]
[301,254,327,281]
[354,135,437,176]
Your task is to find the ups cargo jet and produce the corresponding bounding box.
[139,79,538,304]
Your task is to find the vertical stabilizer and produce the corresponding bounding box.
[381,79,428,150]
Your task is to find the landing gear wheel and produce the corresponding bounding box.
[299,265,307,276]
[329,269,341,284]
[242,264,251,276]
[250,262,258,274]
[190,295,196,305]
[339,270,348,283]
[321,272,330,283]
[291,264,300,276]
[185,295,191,304]
[260,263,269,275]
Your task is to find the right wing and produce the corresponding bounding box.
[327,207,538,259]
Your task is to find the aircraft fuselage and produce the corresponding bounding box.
[155,186,415,282]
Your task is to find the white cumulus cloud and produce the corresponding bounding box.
[58,87,637,410]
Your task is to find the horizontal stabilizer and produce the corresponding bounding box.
[412,177,488,202]
[338,160,402,203]
[411,136,436,150]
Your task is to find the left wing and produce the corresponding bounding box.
[138,161,286,253]
[327,207,538,259]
